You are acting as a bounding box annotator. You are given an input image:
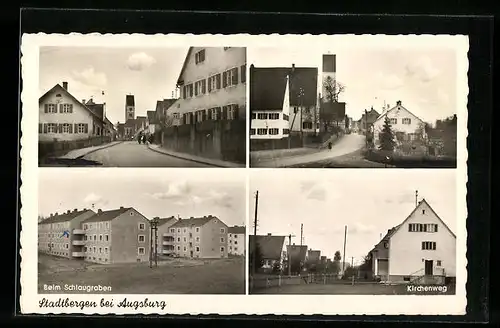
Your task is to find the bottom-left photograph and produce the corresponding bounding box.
[37,168,246,295]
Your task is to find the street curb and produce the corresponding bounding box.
[146,144,242,168]
[75,141,124,159]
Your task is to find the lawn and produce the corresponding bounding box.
[38,253,245,294]
[251,282,456,295]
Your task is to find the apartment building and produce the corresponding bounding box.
[39,82,106,142]
[38,208,96,259]
[228,225,246,256]
[164,215,229,259]
[369,199,456,284]
[81,207,151,264]
[154,216,178,257]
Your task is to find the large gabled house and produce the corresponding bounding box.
[39,82,107,142]
[249,234,286,272]
[369,198,456,284]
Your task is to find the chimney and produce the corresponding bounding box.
[55,212,58,216]
[119,206,124,209]
[98,209,102,214]
[291,63,295,72]
[66,210,70,214]
[82,99,86,104]
[154,216,159,220]
[74,208,77,212]
[267,233,271,236]
[396,100,402,106]
[50,213,53,217]
[62,81,68,91]
[250,64,254,69]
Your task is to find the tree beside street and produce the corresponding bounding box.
[378,116,396,152]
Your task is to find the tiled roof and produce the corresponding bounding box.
[146,110,156,123]
[82,207,132,223]
[250,66,318,111]
[156,216,178,227]
[249,235,285,260]
[228,226,246,234]
[170,216,218,228]
[86,103,104,120]
[126,95,135,106]
[286,244,308,262]
[38,209,95,225]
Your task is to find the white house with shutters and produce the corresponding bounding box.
[372,100,427,147]
[369,198,456,284]
[39,82,106,142]
[170,47,247,126]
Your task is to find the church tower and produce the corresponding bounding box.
[321,54,336,103]
[125,95,135,121]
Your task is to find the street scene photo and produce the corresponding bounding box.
[38,46,247,167]
[248,169,457,295]
[249,44,460,168]
[38,169,246,294]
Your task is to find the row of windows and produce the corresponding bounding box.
[173,246,225,252]
[39,222,69,230]
[251,113,290,121]
[388,117,412,125]
[173,104,240,125]
[172,236,226,243]
[85,246,109,254]
[87,256,108,262]
[169,227,225,234]
[181,65,246,99]
[84,222,110,230]
[39,123,90,134]
[43,103,74,114]
[251,128,290,136]
[85,234,110,242]
[39,232,70,239]
[422,241,437,250]
[46,243,69,249]
[409,223,438,233]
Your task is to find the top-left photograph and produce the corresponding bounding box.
[38,46,247,167]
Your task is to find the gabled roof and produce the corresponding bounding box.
[176,47,194,86]
[86,102,104,120]
[157,216,178,227]
[38,209,95,225]
[156,99,177,113]
[146,110,157,123]
[126,95,135,106]
[374,103,424,125]
[82,207,133,223]
[39,84,105,123]
[250,66,318,111]
[229,226,246,234]
[387,199,456,240]
[170,215,223,228]
[286,244,308,262]
[249,235,286,260]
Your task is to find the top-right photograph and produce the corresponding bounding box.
[249,43,462,168]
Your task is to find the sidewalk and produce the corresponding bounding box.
[58,141,123,159]
[250,147,321,164]
[147,144,245,168]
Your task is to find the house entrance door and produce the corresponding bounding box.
[190,251,194,258]
[425,260,434,275]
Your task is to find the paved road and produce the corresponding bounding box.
[81,141,213,167]
[253,133,366,168]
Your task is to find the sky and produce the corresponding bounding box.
[39,46,188,124]
[38,169,246,227]
[249,46,458,124]
[249,169,457,266]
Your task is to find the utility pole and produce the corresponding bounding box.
[300,223,303,246]
[365,108,369,147]
[288,234,293,277]
[252,191,259,277]
[415,190,419,207]
[342,225,347,275]
[150,218,159,268]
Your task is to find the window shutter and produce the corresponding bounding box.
[241,65,246,83]
[74,123,78,133]
[43,123,48,133]
[207,78,212,93]
[232,67,239,85]
[202,110,207,121]
[222,106,227,120]
[59,104,63,113]
[202,79,206,94]
[216,107,222,120]
[69,123,73,133]
[38,124,42,133]
[216,74,221,89]
[222,71,227,88]
[189,112,194,124]
[84,124,89,134]
[69,104,73,113]
[194,83,199,96]
[44,104,48,113]
[233,104,239,119]
[190,84,193,97]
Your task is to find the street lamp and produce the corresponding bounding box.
[149,217,159,268]
[298,88,305,142]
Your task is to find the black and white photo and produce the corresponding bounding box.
[249,46,460,168]
[249,169,458,295]
[38,46,247,167]
[37,169,246,294]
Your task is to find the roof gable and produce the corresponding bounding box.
[228,226,246,234]
[82,207,132,223]
[176,47,194,86]
[170,215,224,228]
[389,199,456,240]
[38,209,95,225]
[375,104,424,125]
[249,235,285,260]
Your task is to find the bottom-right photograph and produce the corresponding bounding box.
[248,169,458,295]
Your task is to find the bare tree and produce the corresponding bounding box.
[323,76,346,103]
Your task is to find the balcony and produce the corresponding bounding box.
[162,249,174,255]
[162,240,174,246]
[72,240,85,246]
[73,229,85,234]
[72,252,85,257]
[163,232,174,237]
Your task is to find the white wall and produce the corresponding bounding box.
[228,232,245,256]
[251,111,290,139]
[39,88,96,142]
[373,105,426,145]
[389,201,456,277]
[172,47,247,123]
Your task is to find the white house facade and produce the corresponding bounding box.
[370,199,456,284]
[39,82,104,142]
[372,100,427,147]
[170,47,246,126]
[228,226,246,256]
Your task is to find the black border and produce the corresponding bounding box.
[10,8,492,325]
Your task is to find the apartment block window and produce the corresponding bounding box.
[436,260,442,266]
[183,228,187,233]
[409,223,438,232]
[170,228,175,233]
[220,247,225,252]
[105,222,109,229]
[177,237,181,242]
[194,80,206,96]
[257,128,268,135]
[303,121,313,130]
[84,235,88,241]
[93,247,96,253]
[220,237,225,243]
[269,128,279,135]
[47,123,57,133]
[222,67,239,88]
[195,227,200,233]
[196,246,200,252]
[257,113,268,120]
[44,103,58,113]
[99,235,103,241]
[138,223,145,230]
[183,246,187,251]
[283,129,290,135]
[61,103,73,113]
[390,118,397,124]
[61,123,72,133]
[138,235,145,243]
[421,241,437,250]
[138,247,145,255]
[227,104,238,120]
[283,114,289,121]
[196,237,200,242]
[99,247,102,253]
[183,237,187,242]
[207,74,221,92]
[65,244,69,249]
[210,107,221,120]
[234,241,238,245]
[177,229,181,233]
[402,118,411,124]
[220,228,225,233]
[195,49,206,64]
[77,123,88,134]
[93,235,97,241]
[268,113,279,120]
[196,110,205,123]
[177,246,180,251]
[84,247,88,252]
[84,224,88,230]
[250,128,256,135]
[105,234,109,241]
